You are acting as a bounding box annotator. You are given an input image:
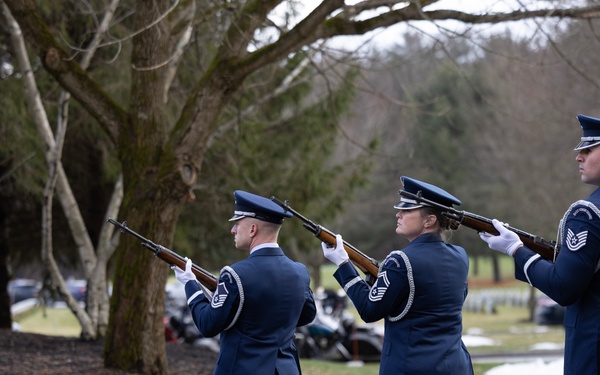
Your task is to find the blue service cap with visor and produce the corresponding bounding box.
[229,190,293,224]
[574,114,600,151]
[395,176,461,210]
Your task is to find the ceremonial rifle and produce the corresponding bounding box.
[270,197,379,285]
[398,190,560,262]
[107,218,218,293]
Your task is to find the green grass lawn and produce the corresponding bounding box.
[468,255,518,283]
[300,360,499,375]
[300,360,516,375]
[464,305,564,354]
[301,360,380,374]
[14,305,81,337]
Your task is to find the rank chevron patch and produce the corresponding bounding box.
[369,271,390,302]
[566,228,588,251]
[211,282,229,308]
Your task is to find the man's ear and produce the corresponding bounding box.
[249,222,258,237]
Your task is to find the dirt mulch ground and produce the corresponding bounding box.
[0,329,218,374]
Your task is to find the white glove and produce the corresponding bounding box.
[479,219,523,257]
[171,258,197,285]
[322,234,349,266]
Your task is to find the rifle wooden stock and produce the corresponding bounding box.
[107,218,218,292]
[270,197,379,284]
[398,190,560,262]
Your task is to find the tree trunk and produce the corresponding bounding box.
[103,185,182,373]
[492,253,501,283]
[102,0,176,369]
[528,286,537,322]
[0,172,11,328]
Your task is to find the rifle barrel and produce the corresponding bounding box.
[107,218,218,291]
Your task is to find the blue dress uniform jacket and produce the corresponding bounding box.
[514,187,600,375]
[334,233,473,375]
[183,247,316,375]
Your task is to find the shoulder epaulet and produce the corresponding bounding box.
[218,266,244,330]
[385,251,415,322]
[558,200,600,272]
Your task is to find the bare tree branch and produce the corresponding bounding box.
[222,1,600,91]
[231,0,345,77]
[2,0,95,334]
[41,90,95,339]
[2,0,122,340]
[316,3,600,40]
[207,53,312,148]
[219,0,283,58]
[3,0,127,145]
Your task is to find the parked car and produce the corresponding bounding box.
[8,279,41,305]
[66,278,87,303]
[41,278,87,306]
[534,295,565,326]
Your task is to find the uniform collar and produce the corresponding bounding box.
[410,233,442,245]
[250,243,279,254]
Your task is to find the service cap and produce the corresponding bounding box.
[574,114,600,151]
[395,176,461,210]
[229,190,293,224]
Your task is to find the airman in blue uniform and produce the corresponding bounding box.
[172,190,317,375]
[322,177,474,374]
[480,114,600,375]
